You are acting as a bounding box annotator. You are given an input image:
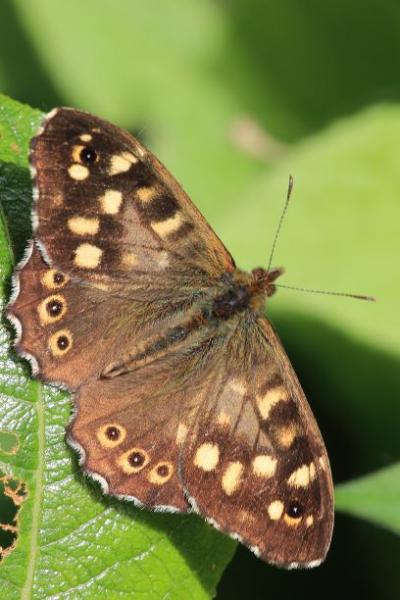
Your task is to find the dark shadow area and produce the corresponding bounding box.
[0,472,27,560]
[0,0,62,110]
[218,514,399,600]
[223,0,400,139]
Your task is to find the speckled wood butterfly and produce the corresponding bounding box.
[7,108,334,568]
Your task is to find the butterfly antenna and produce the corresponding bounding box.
[275,283,375,302]
[266,175,293,273]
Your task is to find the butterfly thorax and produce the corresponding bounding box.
[212,266,283,320]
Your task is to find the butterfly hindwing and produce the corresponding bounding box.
[181,316,334,567]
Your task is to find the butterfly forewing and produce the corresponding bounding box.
[30,108,235,284]
[7,107,334,568]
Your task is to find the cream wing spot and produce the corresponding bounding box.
[99,190,123,214]
[221,461,244,496]
[156,251,170,270]
[229,380,247,396]
[151,213,183,238]
[137,186,157,202]
[306,515,314,527]
[74,243,103,269]
[96,424,126,448]
[71,144,84,162]
[68,164,89,180]
[193,443,219,471]
[267,500,284,521]
[275,422,298,449]
[176,423,188,446]
[287,464,312,488]
[252,455,277,478]
[68,216,100,236]
[120,252,138,269]
[109,151,138,175]
[80,133,92,142]
[256,385,288,419]
[216,411,231,427]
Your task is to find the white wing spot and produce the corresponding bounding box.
[252,455,277,478]
[193,443,219,471]
[287,463,314,488]
[151,213,183,238]
[109,152,138,175]
[306,515,314,527]
[74,243,103,269]
[221,461,244,496]
[176,423,188,445]
[68,164,89,180]
[137,186,157,202]
[267,500,284,520]
[256,385,288,419]
[99,190,123,214]
[68,216,100,236]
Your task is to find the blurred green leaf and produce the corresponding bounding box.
[222,104,400,357]
[0,94,235,600]
[336,463,400,535]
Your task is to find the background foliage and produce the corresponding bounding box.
[0,1,399,598]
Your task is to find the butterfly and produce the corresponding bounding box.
[7,108,334,568]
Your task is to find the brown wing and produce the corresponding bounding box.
[30,107,235,285]
[67,319,230,512]
[180,314,334,568]
[8,244,214,388]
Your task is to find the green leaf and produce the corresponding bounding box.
[0,94,235,599]
[336,464,400,535]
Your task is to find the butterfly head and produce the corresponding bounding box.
[251,266,284,299]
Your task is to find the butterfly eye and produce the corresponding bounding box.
[80,146,97,164]
[286,501,304,519]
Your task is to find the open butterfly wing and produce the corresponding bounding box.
[180,315,334,567]
[30,108,235,284]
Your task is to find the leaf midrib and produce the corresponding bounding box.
[21,384,44,600]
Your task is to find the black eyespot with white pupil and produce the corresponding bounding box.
[46,299,63,317]
[129,451,145,467]
[53,272,64,285]
[80,146,97,164]
[57,335,70,351]
[287,501,304,519]
[105,426,120,441]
